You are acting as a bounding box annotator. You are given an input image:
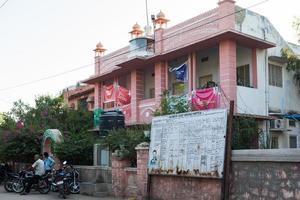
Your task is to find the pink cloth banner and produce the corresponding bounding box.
[192,87,220,110]
[116,86,131,106]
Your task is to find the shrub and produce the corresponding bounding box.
[101,128,150,166]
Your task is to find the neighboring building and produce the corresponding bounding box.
[82,0,300,148]
[63,84,94,111]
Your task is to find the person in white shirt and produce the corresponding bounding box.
[22,154,45,194]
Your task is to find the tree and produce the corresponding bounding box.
[280,17,300,91]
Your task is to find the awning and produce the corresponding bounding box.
[284,114,300,120]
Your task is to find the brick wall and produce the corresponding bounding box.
[230,149,300,200]
[150,176,221,200]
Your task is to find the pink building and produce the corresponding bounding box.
[83,0,286,127]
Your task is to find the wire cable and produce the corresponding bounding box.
[0,0,9,9]
[0,0,269,93]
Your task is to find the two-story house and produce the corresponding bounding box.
[82,0,300,148]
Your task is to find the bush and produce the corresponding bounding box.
[232,117,259,149]
[54,132,96,165]
[101,128,150,166]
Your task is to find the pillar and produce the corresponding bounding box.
[154,62,166,107]
[95,56,102,75]
[192,52,197,90]
[131,70,144,124]
[111,155,131,197]
[218,0,236,31]
[154,28,164,54]
[94,82,102,109]
[219,39,237,109]
[136,144,149,200]
[252,48,258,88]
[188,53,193,92]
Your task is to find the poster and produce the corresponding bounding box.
[104,84,115,102]
[116,86,131,106]
[148,109,227,178]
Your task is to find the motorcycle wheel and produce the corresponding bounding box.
[12,179,25,193]
[38,180,50,194]
[4,179,14,192]
[69,182,80,194]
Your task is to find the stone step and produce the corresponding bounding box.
[94,191,109,197]
[80,182,112,196]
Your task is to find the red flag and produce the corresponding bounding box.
[192,87,220,110]
[116,86,131,106]
[104,84,115,102]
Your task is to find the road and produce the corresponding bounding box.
[0,185,123,200]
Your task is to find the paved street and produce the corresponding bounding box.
[0,185,123,200]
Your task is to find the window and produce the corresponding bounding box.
[271,136,279,149]
[237,64,250,87]
[289,136,297,148]
[269,64,282,87]
[289,120,296,127]
[198,75,212,89]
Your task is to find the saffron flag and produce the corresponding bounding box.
[192,87,220,110]
[104,84,115,102]
[116,86,131,106]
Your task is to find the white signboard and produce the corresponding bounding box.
[148,109,227,178]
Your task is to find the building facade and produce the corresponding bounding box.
[83,0,300,148]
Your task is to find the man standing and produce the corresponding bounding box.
[22,154,45,195]
[43,152,55,174]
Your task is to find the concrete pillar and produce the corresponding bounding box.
[218,0,236,31]
[136,144,149,200]
[94,82,102,109]
[192,52,197,90]
[111,155,131,198]
[95,56,102,75]
[130,70,144,124]
[154,28,164,54]
[188,53,193,93]
[252,48,258,88]
[154,62,167,107]
[219,39,237,109]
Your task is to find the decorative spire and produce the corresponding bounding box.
[154,10,169,28]
[129,22,144,39]
[93,42,106,57]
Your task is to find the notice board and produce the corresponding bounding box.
[148,109,227,178]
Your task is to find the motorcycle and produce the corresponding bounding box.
[3,172,19,192]
[53,161,70,199]
[66,164,80,194]
[12,170,50,194]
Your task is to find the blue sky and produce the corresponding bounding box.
[0,0,299,112]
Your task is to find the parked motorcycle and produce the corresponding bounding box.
[12,170,50,194]
[3,172,19,192]
[66,164,80,194]
[53,161,70,199]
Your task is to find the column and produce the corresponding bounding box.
[136,144,149,200]
[131,70,144,124]
[188,53,193,92]
[218,0,236,31]
[192,52,197,90]
[252,48,258,88]
[94,82,102,109]
[154,62,166,107]
[219,39,237,109]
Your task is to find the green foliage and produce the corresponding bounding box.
[154,90,190,116]
[0,133,40,163]
[293,17,300,43]
[54,132,95,165]
[232,117,259,150]
[281,48,300,90]
[0,95,94,165]
[0,113,16,130]
[101,128,150,166]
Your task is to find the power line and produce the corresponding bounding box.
[0,63,94,92]
[0,0,9,9]
[0,0,269,93]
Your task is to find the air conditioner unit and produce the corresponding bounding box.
[270,119,285,130]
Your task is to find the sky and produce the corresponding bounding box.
[0,0,299,112]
